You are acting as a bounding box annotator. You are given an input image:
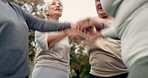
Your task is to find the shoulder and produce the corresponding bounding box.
[9,2,22,11]
[9,2,27,17]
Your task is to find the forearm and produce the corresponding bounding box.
[13,4,71,32]
[23,11,71,32]
[91,17,117,38]
[47,32,68,48]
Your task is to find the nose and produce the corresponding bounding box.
[96,0,101,5]
[55,3,61,7]
[96,0,102,8]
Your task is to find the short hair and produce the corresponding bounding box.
[43,0,52,11]
[43,0,63,18]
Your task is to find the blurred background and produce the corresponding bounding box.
[9,0,97,78]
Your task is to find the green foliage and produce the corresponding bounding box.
[69,37,90,78]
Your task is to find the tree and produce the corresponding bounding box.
[69,36,90,78]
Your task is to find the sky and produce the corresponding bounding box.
[46,0,98,23]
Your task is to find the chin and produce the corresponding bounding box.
[98,13,108,18]
[57,14,62,17]
[54,12,61,16]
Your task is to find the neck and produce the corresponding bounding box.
[102,16,112,19]
[47,15,60,21]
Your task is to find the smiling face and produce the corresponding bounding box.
[95,0,109,18]
[44,0,63,17]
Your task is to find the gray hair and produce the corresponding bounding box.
[43,0,63,18]
[43,0,53,18]
[43,0,53,11]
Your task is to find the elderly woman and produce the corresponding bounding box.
[31,0,71,78]
[79,0,148,78]
[86,0,128,78]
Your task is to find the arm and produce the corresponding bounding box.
[12,3,71,32]
[35,30,69,50]
[83,17,118,38]
[47,31,69,49]
[77,17,118,45]
[75,17,104,31]
[91,17,118,38]
[89,17,104,31]
[24,12,71,32]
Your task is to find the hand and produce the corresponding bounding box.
[70,23,77,30]
[65,28,89,40]
[76,17,94,31]
[74,17,105,32]
[80,27,102,46]
[69,23,90,40]
[89,17,104,31]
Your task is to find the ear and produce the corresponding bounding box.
[44,10,48,15]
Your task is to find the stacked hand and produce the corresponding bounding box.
[70,17,104,46]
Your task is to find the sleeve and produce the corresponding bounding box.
[100,17,119,39]
[21,7,71,32]
[11,3,71,32]
[35,31,49,51]
[25,12,71,32]
[101,27,118,38]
